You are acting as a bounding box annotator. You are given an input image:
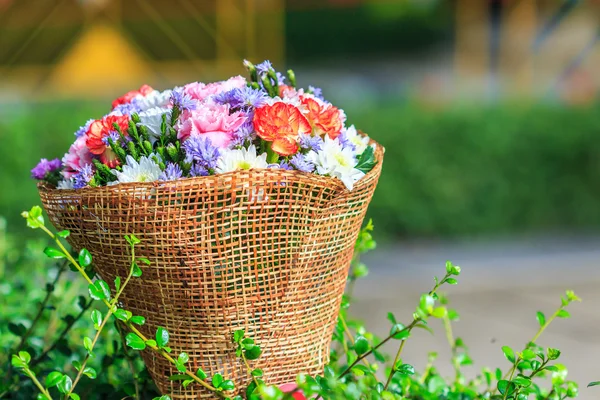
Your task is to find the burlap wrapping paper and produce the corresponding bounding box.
[38,143,383,399]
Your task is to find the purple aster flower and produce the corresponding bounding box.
[159,162,183,181]
[73,164,94,189]
[231,122,255,147]
[112,99,143,116]
[170,89,197,112]
[214,87,268,111]
[337,132,356,152]
[101,131,121,146]
[278,161,293,170]
[31,158,62,180]
[290,153,315,173]
[308,85,324,101]
[182,135,221,170]
[276,72,286,86]
[75,119,94,138]
[189,163,208,177]
[256,60,273,76]
[299,134,323,152]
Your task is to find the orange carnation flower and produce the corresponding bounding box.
[301,96,343,139]
[86,115,130,168]
[112,84,154,109]
[253,102,311,156]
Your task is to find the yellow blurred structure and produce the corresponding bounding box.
[0,0,284,99]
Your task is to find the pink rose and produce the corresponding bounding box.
[62,136,93,178]
[176,103,246,148]
[279,383,307,400]
[183,76,246,102]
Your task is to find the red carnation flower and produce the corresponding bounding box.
[253,102,311,156]
[111,84,154,109]
[86,115,130,168]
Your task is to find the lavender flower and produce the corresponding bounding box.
[31,158,62,180]
[170,89,197,112]
[276,72,286,86]
[75,119,94,138]
[73,164,94,189]
[159,162,183,181]
[189,163,208,177]
[182,135,221,170]
[299,134,323,152]
[290,153,315,173]
[308,85,324,101]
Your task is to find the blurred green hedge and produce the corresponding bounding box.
[2,101,600,239]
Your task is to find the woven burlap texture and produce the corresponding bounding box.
[39,143,383,399]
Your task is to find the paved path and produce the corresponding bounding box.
[351,236,600,399]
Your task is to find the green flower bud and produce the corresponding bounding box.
[143,140,153,155]
[287,69,296,88]
[167,144,179,162]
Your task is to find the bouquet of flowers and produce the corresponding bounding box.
[34,61,383,399]
[32,60,377,192]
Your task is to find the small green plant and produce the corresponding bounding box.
[5,209,593,399]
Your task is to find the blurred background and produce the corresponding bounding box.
[1,0,600,397]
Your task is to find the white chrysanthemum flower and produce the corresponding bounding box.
[135,89,172,111]
[215,145,268,174]
[57,179,74,190]
[109,155,162,184]
[344,125,371,155]
[137,107,172,142]
[306,136,365,191]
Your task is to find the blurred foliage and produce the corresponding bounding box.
[286,1,451,62]
[2,101,600,239]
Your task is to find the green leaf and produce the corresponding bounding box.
[82,366,96,379]
[132,263,143,277]
[88,280,111,301]
[175,361,186,373]
[125,234,141,245]
[114,308,132,322]
[390,323,410,339]
[354,145,377,173]
[245,345,262,360]
[431,307,447,318]
[156,326,169,348]
[46,371,63,388]
[196,368,207,379]
[83,337,94,357]
[502,346,516,363]
[69,394,80,400]
[23,206,45,228]
[386,312,397,325]
[547,348,561,360]
[130,316,145,325]
[447,309,460,321]
[588,381,600,387]
[8,322,26,336]
[536,311,546,327]
[114,277,121,293]
[137,257,151,265]
[212,373,223,388]
[91,309,102,329]
[251,368,263,377]
[169,374,188,381]
[396,363,415,376]
[557,310,570,318]
[125,333,146,350]
[44,247,66,259]
[497,380,515,396]
[233,329,245,343]
[353,335,369,355]
[11,355,25,368]
[178,352,189,364]
[18,351,31,364]
[57,375,73,394]
[521,348,536,360]
[56,230,70,238]
[220,380,235,391]
[182,379,194,388]
[78,249,92,267]
[444,278,458,285]
[513,376,531,387]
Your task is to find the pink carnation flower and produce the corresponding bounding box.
[176,102,247,148]
[184,76,246,102]
[62,136,93,178]
[279,383,307,400]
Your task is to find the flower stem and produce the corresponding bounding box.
[384,339,407,390]
[24,369,52,400]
